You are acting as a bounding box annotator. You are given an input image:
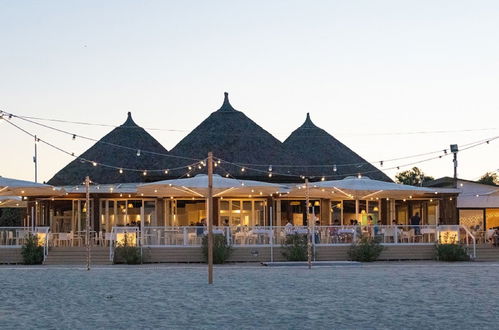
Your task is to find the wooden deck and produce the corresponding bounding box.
[3,244,499,264]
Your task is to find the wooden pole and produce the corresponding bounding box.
[85,176,91,271]
[207,152,214,284]
[306,178,312,269]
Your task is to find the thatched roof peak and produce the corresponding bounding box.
[216,92,238,113]
[283,115,392,182]
[48,112,172,185]
[123,111,138,126]
[300,113,319,129]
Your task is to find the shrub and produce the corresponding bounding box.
[348,236,384,262]
[282,234,309,261]
[202,234,232,264]
[21,234,44,265]
[114,234,142,264]
[434,244,470,261]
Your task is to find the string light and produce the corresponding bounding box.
[143,170,147,176]
[164,169,169,174]
[4,112,499,181]
[72,134,76,140]
[119,168,123,174]
[241,167,245,172]
[136,149,141,157]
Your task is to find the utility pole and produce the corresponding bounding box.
[305,178,312,269]
[34,135,38,183]
[85,176,91,271]
[450,144,459,188]
[207,152,214,284]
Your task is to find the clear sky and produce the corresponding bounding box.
[1,0,498,183]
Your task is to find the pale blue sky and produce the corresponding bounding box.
[1,1,498,182]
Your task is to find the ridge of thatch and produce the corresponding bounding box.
[283,113,392,182]
[169,93,299,178]
[48,112,173,185]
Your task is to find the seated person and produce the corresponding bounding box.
[493,228,499,247]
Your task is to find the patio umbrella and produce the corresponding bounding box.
[0,176,64,196]
[0,196,26,208]
[290,176,434,223]
[313,176,433,199]
[138,174,288,197]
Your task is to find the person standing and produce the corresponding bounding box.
[410,212,421,236]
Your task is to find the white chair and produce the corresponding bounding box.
[57,233,71,247]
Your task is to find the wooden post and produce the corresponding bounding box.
[85,176,91,271]
[306,178,312,269]
[207,152,214,284]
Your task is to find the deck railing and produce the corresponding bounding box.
[0,226,50,260]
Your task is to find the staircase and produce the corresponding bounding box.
[475,245,499,261]
[44,247,112,265]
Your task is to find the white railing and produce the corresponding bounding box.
[458,225,476,259]
[0,226,50,259]
[138,225,452,247]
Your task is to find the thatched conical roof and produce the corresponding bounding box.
[48,112,172,185]
[169,93,298,179]
[283,113,392,182]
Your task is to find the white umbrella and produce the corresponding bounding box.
[0,176,64,196]
[0,196,26,208]
[312,176,433,199]
[290,176,434,224]
[138,174,288,197]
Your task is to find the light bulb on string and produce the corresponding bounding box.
[92,161,97,167]
[333,165,337,172]
[119,168,123,174]
[268,173,272,178]
[136,149,141,157]
[188,166,192,171]
[380,161,383,167]
[321,177,325,181]
[72,134,76,140]
[143,170,147,176]
[225,173,229,178]
[164,169,169,174]
[268,165,272,172]
[241,167,245,172]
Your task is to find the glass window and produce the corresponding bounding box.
[254,201,265,226]
[459,209,484,229]
[486,209,499,230]
[331,201,342,225]
[144,201,156,226]
[342,200,356,225]
[116,201,127,226]
[176,200,206,226]
[427,201,438,225]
